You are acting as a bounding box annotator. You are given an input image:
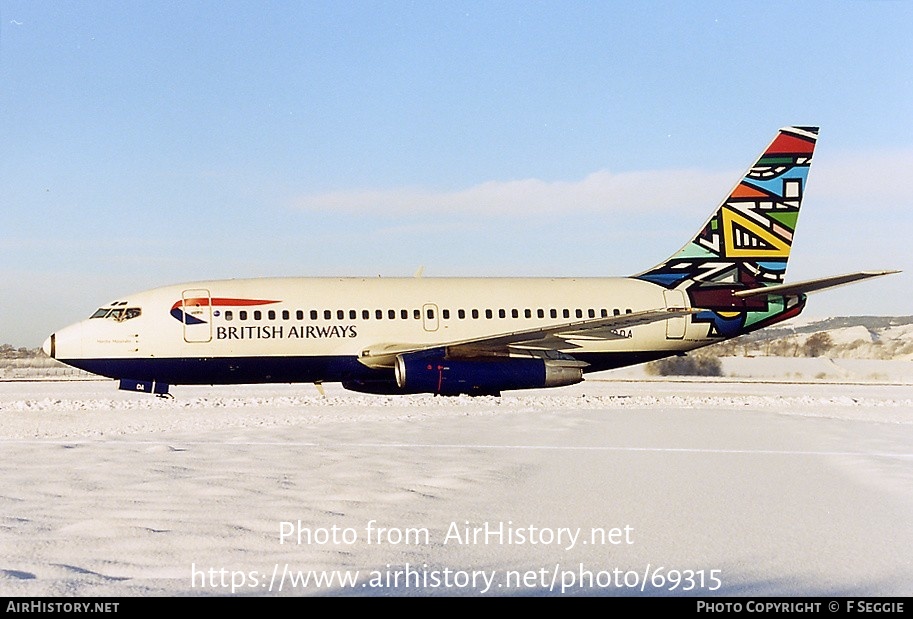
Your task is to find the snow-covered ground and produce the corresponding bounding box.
[617,356,913,384]
[1,368,912,597]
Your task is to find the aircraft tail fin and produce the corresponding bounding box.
[637,126,819,290]
[635,126,820,337]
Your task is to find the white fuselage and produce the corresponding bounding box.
[48,276,706,366]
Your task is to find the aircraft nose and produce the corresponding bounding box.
[46,322,83,361]
[43,333,55,359]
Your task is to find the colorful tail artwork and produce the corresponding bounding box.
[636,126,819,339]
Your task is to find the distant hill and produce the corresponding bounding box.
[0,344,90,380]
[703,316,913,361]
[0,344,43,359]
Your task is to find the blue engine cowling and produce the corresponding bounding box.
[394,354,583,396]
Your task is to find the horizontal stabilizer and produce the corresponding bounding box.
[732,270,900,298]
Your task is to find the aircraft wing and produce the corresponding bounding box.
[358,307,701,369]
[732,270,900,299]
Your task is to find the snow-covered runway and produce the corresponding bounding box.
[1,378,911,596]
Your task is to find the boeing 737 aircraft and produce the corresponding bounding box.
[44,126,896,396]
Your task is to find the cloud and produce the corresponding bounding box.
[810,149,913,210]
[292,168,737,217]
[290,149,913,219]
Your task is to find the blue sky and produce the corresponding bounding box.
[2,1,912,346]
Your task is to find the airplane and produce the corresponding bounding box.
[43,126,897,397]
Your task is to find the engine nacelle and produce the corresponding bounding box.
[395,354,583,396]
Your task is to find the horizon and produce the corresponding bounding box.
[5,312,913,354]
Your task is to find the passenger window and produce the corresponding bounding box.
[376,309,383,319]
[537,309,544,319]
[472,309,479,319]
[254,310,262,320]
[401,309,408,319]
[362,310,369,320]
[511,309,518,318]
[485,309,492,319]
[499,309,506,319]
[601,309,608,318]
[442,309,450,319]
[458,309,466,319]
[413,309,420,319]
[225,310,233,321]
[588,309,595,318]
[388,309,396,319]
[324,310,332,320]
[614,309,620,316]
[310,310,317,320]
[563,309,570,318]
[296,310,304,320]
[282,310,289,320]
[550,309,557,319]
[626,309,633,314]
[268,310,276,320]
[576,309,583,318]
[350,310,357,320]
[240,311,248,320]
[525,309,532,318]
[427,308,435,319]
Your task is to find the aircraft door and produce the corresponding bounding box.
[422,303,439,332]
[182,289,213,343]
[663,289,687,340]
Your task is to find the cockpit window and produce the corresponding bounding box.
[89,307,142,320]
